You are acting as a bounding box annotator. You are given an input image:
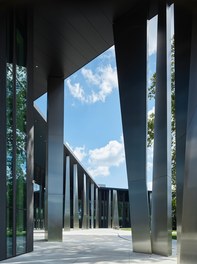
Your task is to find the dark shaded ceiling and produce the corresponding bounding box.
[2,0,153,99]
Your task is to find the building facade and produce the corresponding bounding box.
[0,1,197,263]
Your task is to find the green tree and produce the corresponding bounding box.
[147,39,176,229]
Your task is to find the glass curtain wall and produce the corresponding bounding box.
[6,9,27,257]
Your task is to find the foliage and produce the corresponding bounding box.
[147,39,176,228]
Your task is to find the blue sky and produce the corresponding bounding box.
[35,16,159,189]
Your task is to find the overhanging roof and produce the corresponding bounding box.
[1,0,156,99]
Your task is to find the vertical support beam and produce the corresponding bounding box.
[73,164,79,229]
[64,156,70,230]
[46,77,64,241]
[112,190,119,228]
[113,6,151,253]
[90,183,94,228]
[0,9,7,261]
[95,187,99,228]
[82,174,87,229]
[174,3,191,262]
[26,8,34,253]
[151,1,172,256]
[108,190,112,228]
[179,6,197,263]
[86,178,90,228]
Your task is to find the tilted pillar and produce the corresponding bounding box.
[113,5,151,253]
[90,183,94,228]
[112,190,119,228]
[46,77,64,241]
[177,4,197,263]
[73,164,79,229]
[64,156,70,230]
[82,174,88,229]
[174,3,191,262]
[151,1,172,256]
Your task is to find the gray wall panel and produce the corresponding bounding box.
[180,8,197,263]
[174,4,191,261]
[151,1,172,256]
[73,164,79,229]
[113,6,151,253]
[64,156,70,230]
[45,77,64,241]
[108,190,111,228]
[91,183,94,228]
[112,190,119,228]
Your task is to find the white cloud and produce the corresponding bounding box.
[65,142,86,162]
[88,166,110,177]
[67,64,118,104]
[148,15,158,56]
[66,79,86,103]
[88,137,125,177]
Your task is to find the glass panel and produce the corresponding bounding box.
[6,62,14,257]
[16,64,27,210]
[16,16,27,254]
[16,209,26,255]
[7,208,13,258]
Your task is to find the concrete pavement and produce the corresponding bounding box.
[0,229,177,264]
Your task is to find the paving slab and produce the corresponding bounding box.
[0,229,177,264]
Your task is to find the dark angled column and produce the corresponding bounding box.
[178,5,197,264]
[90,183,94,228]
[112,190,119,228]
[82,174,88,229]
[64,156,70,230]
[151,1,172,256]
[108,190,111,228]
[45,77,64,241]
[95,187,99,228]
[113,5,151,253]
[0,9,7,261]
[73,164,79,229]
[174,3,191,262]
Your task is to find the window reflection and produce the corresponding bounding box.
[6,10,27,257]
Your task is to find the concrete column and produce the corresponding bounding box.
[179,6,197,263]
[151,1,172,256]
[73,164,79,229]
[108,190,112,228]
[45,77,64,241]
[112,190,119,228]
[64,156,70,230]
[113,5,151,253]
[174,4,191,262]
[82,174,87,229]
[95,187,99,228]
[90,183,94,228]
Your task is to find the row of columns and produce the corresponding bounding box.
[114,1,197,263]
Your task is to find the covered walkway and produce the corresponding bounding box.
[1,229,177,264]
